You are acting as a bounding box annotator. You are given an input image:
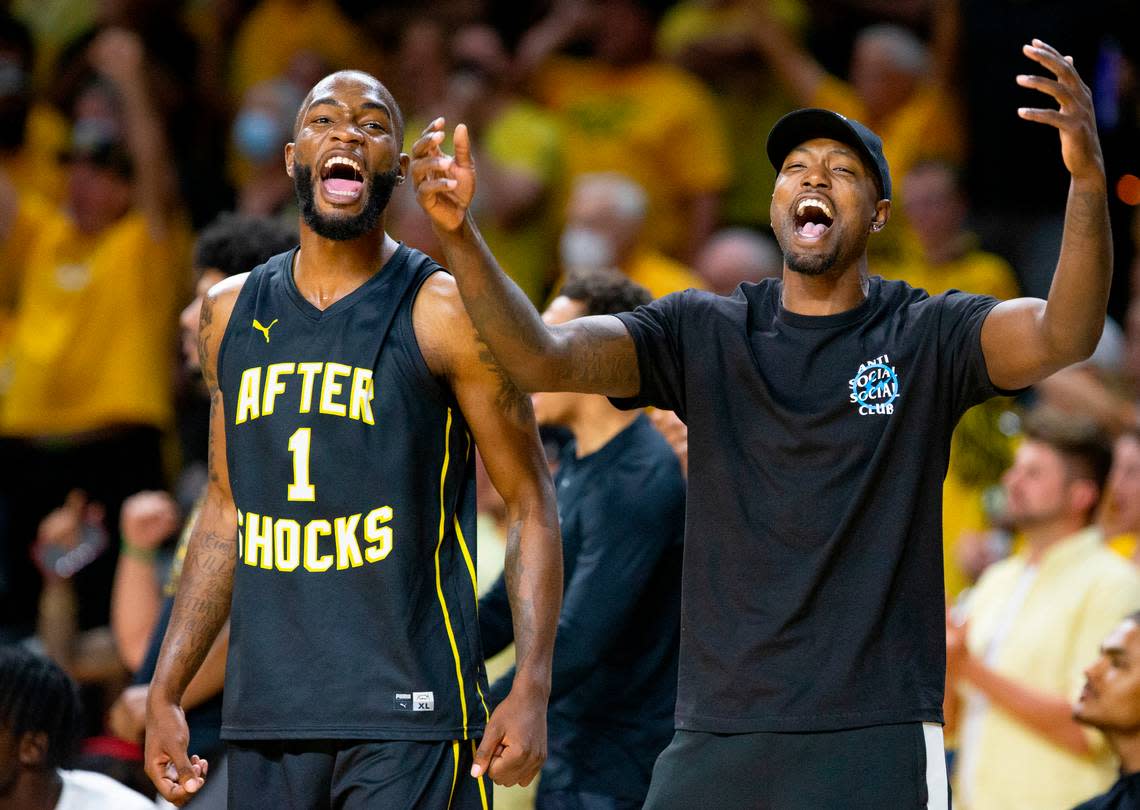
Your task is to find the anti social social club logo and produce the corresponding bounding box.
[848,354,899,415]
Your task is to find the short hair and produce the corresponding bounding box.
[293,71,404,147]
[0,646,81,770]
[572,173,648,223]
[855,24,930,77]
[193,213,298,277]
[1023,409,1113,494]
[560,267,652,317]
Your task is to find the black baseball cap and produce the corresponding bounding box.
[766,108,891,201]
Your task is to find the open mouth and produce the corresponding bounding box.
[794,197,834,239]
[319,155,365,201]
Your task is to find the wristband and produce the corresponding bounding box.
[120,538,158,563]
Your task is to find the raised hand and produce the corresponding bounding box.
[120,490,180,551]
[1017,39,1104,183]
[412,117,476,233]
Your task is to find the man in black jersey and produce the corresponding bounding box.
[414,39,1111,807]
[144,71,562,808]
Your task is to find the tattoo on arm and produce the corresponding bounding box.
[562,319,640,394]
[198,293,217,392]
[163,520,236,687]
[502,520,536,662]
[476,336,534,423]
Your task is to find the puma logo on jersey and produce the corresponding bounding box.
[253,319,279,343]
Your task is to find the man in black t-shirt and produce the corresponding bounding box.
[413,37,1111,808]
[1072,612,1140,809]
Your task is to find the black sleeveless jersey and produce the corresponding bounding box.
[216,245,489,741]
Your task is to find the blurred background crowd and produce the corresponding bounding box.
[0,0,1139,808]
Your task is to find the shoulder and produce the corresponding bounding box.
[204,272,251,332]
[968,553,1024,604]
[410,269,478,377]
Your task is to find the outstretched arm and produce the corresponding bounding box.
[415,276,562,788]
[88,29,179,237]
[145,278,244,806]
[980,40,1111,391]
[412,119,640,396]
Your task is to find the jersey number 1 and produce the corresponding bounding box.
[287,427,316,501]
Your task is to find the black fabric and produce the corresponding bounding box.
[0,426,165,638]
[480,414,685,801]
[643,724,933,810]
[611,277,1010,733]
[217,246,487,741]
[226,738,492,810]
[1072,772,1140,810]
[535,788,643,810]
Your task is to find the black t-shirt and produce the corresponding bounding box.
[1072,772,1140,810]
[480,414,685,800]
[611,276,1009,733]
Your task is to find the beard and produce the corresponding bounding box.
[784,244,842,276]
[293,163,400,241]
[774,217,869,278]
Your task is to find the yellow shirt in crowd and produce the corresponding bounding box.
[0,209,189,436]
[473,102,565,306]
[624,249,705,300]
[228,0,382,95]
[955,528,1140,810]
[532,56,730,259]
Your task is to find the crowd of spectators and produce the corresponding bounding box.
[0,0,1138,808]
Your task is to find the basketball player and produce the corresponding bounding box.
[413,39,1110,807]
[144,71,562,808]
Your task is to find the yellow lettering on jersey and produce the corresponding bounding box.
[243,512,273,569]
[319,363,350,416]
[334,513,364,570]
[235,367,262,424]
[349,368,375,425]
[296,362,323,413]
[262,363,296,416]
[364,506,394,562]
[235,506,396,573]
[304,519,333,572]
[274,518,301,572]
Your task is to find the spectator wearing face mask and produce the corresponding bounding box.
[228,78,304,219]
[557,172,704,300]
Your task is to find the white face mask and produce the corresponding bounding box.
[559,227,615,270]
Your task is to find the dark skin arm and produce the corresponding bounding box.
[412,119,641,397]
[980,41,1112,390]
[144,274,246,806]
[414,274,562,788]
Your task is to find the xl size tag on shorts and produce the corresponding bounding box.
[394,691,435,711]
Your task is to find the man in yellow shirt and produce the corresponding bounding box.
[558,172,704,300]
[0,29,187,640]
[946,412,1140,810]
[516,0,729,261]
